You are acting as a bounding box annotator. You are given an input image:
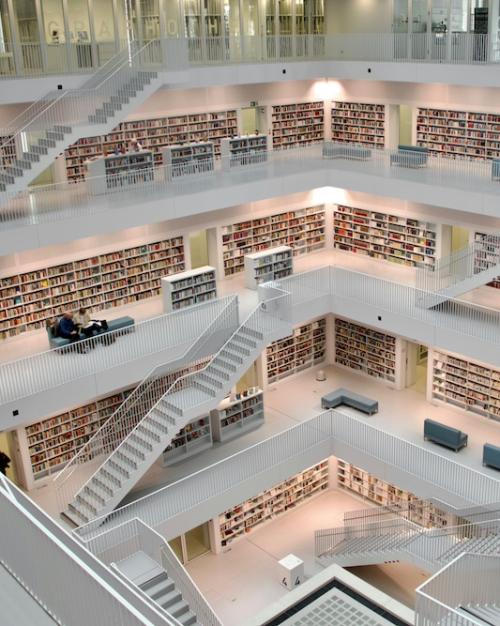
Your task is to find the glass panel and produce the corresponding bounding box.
[164,0,182,37]
[15,0,43,73]
[278,0,292,34]
[185,0,202,37]
[140,0,160,41]
[67,0,93,69]
[205,0,222,37]
[185,523,211,561]
[41,0,66,73]
[307,0,324,34]
[451,0,467,31]
[92,0,117,63]
[412,0,428,59]
[168,536,184,563]
[431,0,448,32]
[242,0,259,36]
[0,0,14,74]
[266,0,276,35]
[393,0,409,32]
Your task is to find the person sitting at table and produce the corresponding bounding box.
[57,311,82,343]
[129,137,143,152]
[74,307,108,338]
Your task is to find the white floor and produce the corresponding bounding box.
[185,489,429,626]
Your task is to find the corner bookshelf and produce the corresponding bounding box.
[266,318,326,384]
[16,360,207,489]
[244,246,293,289]
[331,102,385,148]
[221,134,268,169]
[474,231,500,289]
[272,101,324,149]
[337,460,453,528]
[334,318,397,384]
[416,107,500,160]
[213,460,329,552]
[161,266,217,312]
[64,109,238,182]
[333,205,437,270]
[431,349,500,422]
[161,142,215,178]
[210,388,264,443]
[86,150,154,195]
[221,206,326,277]
[162,415,212,466]
[0,236,185,340]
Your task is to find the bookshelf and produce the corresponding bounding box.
[266,318,326,384]
[221,206,326,277]
[244,246,293,289]
[331,102,385,148]
[334,318,397,385]
[210,388,264,443]
[272,101,324,149]
[0,134,16,169]
[333,205,438,270]
[64,109,238,182]
[431,349,500,422]
[86,151,154,194]
[220,134,268,170]
[161,142,215,178]
[0,236,185,340]
[416,107,500,160]
[474,231,500,289]
[161,266,217,312]
[17,360,207,489]
[337,460,453,528]
[213,460,329,551]
[162,415,212,466]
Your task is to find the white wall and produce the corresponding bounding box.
[326,0,393,34]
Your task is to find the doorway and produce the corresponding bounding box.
[399,105,413,145]
[451,225,470,253]
[405,340,428,394]
[241,106,266,135]
[168,522,212,564]
[189,230,210,269]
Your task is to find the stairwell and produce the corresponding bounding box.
[62,300,292,526]
[140,571,199,626]
[417,235,500,308]
[0,42,164,199]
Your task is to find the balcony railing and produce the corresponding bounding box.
[2,141,500,230]
[0,296,237,406]
[0,33,496,79]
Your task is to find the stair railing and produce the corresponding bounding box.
[54,295,238,514]
[0,39,160,162]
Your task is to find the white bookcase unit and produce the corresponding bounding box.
[416,107,500,160]
[430,349,500,422]
[161,142,215,178]
[212,460,329,552]
[64,109,238,182]
[474,231,500,289]
[161,266,217,312]
[162,415,212,466]
[210,388,264,443]
[266,318,327,384]
[334,318,398,385]
[331,102,386,148]
[0,236,185,341]
[221,134,268,170]
[337,460,453,528]
[244,246,293,289]
[333,205,438,270]
[86,150,154,195]
[222,206,325,277]
[272,101,325,149]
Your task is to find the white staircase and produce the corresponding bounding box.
[457,605,500,625]
[417,236,500,308]
[0,42,163,200]
[139,571,199,626]
[62,301,292,526]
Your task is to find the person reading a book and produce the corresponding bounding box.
[57,312,82,343]
[74,308,108,338]
[129,137,143,152]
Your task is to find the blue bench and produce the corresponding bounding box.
[321,388,378,415]
[322,142,372,161]
[47,316,135,350]
[424,418,468,452]
[483,443,500,471]
[492,160,500,181]
[390,145,428,168]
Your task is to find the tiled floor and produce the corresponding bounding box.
[185,489,429,626]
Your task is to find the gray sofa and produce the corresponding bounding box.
[423,418,468,452]
[483,443,500,471]
[321,388,378,415]
[322,142,372,161]
[47,315,135,349]
[390,145,428,168]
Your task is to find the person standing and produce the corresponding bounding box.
[0,450,11,475]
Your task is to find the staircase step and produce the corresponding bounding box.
[72,496,97,516]
[153,406,177,426]
[197,372,224,389]
[161,400,183,417]
[240,326,264,341]
[211,356,237,372]
[107,458,131,478]
[14,159,33,170]
[46,130,65,141]
[129,432,155,450]
[178,610,197,626]
[101,466,123,487]
[110,95,130,105]
[220,350,244,365]
[65,503,89,524]
[232,334,258,349]
[4,166,24,177]
[0,173,14,184]
[92,476,115,497]
[205,365,231,380]
[155,586,182,607]
[29,145,48,155]
[38,137,57,148]
[21,151,40,162]
[115,450,138,469]
[82,485,106,506]
[193,381,218,397]
[141,418,169,435]
[88,113,108,124]
[122,442,146,461]
[166,599,190,619]
[53,125,72,134]
[142,577,175,601]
